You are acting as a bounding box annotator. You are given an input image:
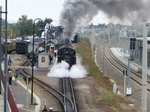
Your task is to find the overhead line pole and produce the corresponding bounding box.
[141,20,148,112]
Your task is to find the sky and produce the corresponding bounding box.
[1,0,150,26]
[0,0,65,24]
[0,0,109,25]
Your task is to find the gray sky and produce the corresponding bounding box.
[0,0,64,24]
[1,0,150,26]
[0,0,109,25]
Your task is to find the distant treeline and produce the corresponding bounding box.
[1,15,53,38]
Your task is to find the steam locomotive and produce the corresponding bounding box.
[57,39,76,67]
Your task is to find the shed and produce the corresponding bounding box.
[38,53,49,68]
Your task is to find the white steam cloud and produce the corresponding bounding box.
[47,56,87,78]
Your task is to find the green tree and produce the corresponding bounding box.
[8,16,53,38]
[43,18,53,26]
[35,18,53,37]
[35,20,44,37]
[8,23,20,38]
[16,15,33,37]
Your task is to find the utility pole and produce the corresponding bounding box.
[141,20,148,112]
[4,0,8,111]
[126,57,132,96]
[122,70,127,94]
[0,6,2,95]
[0,3,8,111]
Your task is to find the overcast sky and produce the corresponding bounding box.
[0,0,64,24]
[0,0,109,25]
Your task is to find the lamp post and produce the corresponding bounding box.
[31,18,43,104]
[0,6,2,95]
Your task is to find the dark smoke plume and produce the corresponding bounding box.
[59,0,150,38]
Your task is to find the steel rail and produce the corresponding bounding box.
[104,47,150,93]
[19,61,66,112]
[62,77,78,112]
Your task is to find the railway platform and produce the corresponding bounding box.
[1,62,41,112]
[9,80,40,112]
[0,94,4,111]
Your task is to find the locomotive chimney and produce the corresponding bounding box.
[64,38,71,47]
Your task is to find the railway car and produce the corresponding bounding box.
[2,40,16,53]
[57,44,76,67]
[16,41,29,54]
[16,40,39,58]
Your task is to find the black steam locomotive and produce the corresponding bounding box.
[57,39,76,67]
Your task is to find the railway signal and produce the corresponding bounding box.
[123,38,136,96]
[130,38,136,50]
[123,67,132,96]
[130,37,136,60]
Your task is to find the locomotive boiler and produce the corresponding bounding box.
[57,39,76,67]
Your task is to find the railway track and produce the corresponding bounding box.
[19,61,65,111]
[62,77,77,112]
[19,61,78,112]
[104,46,150,93]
